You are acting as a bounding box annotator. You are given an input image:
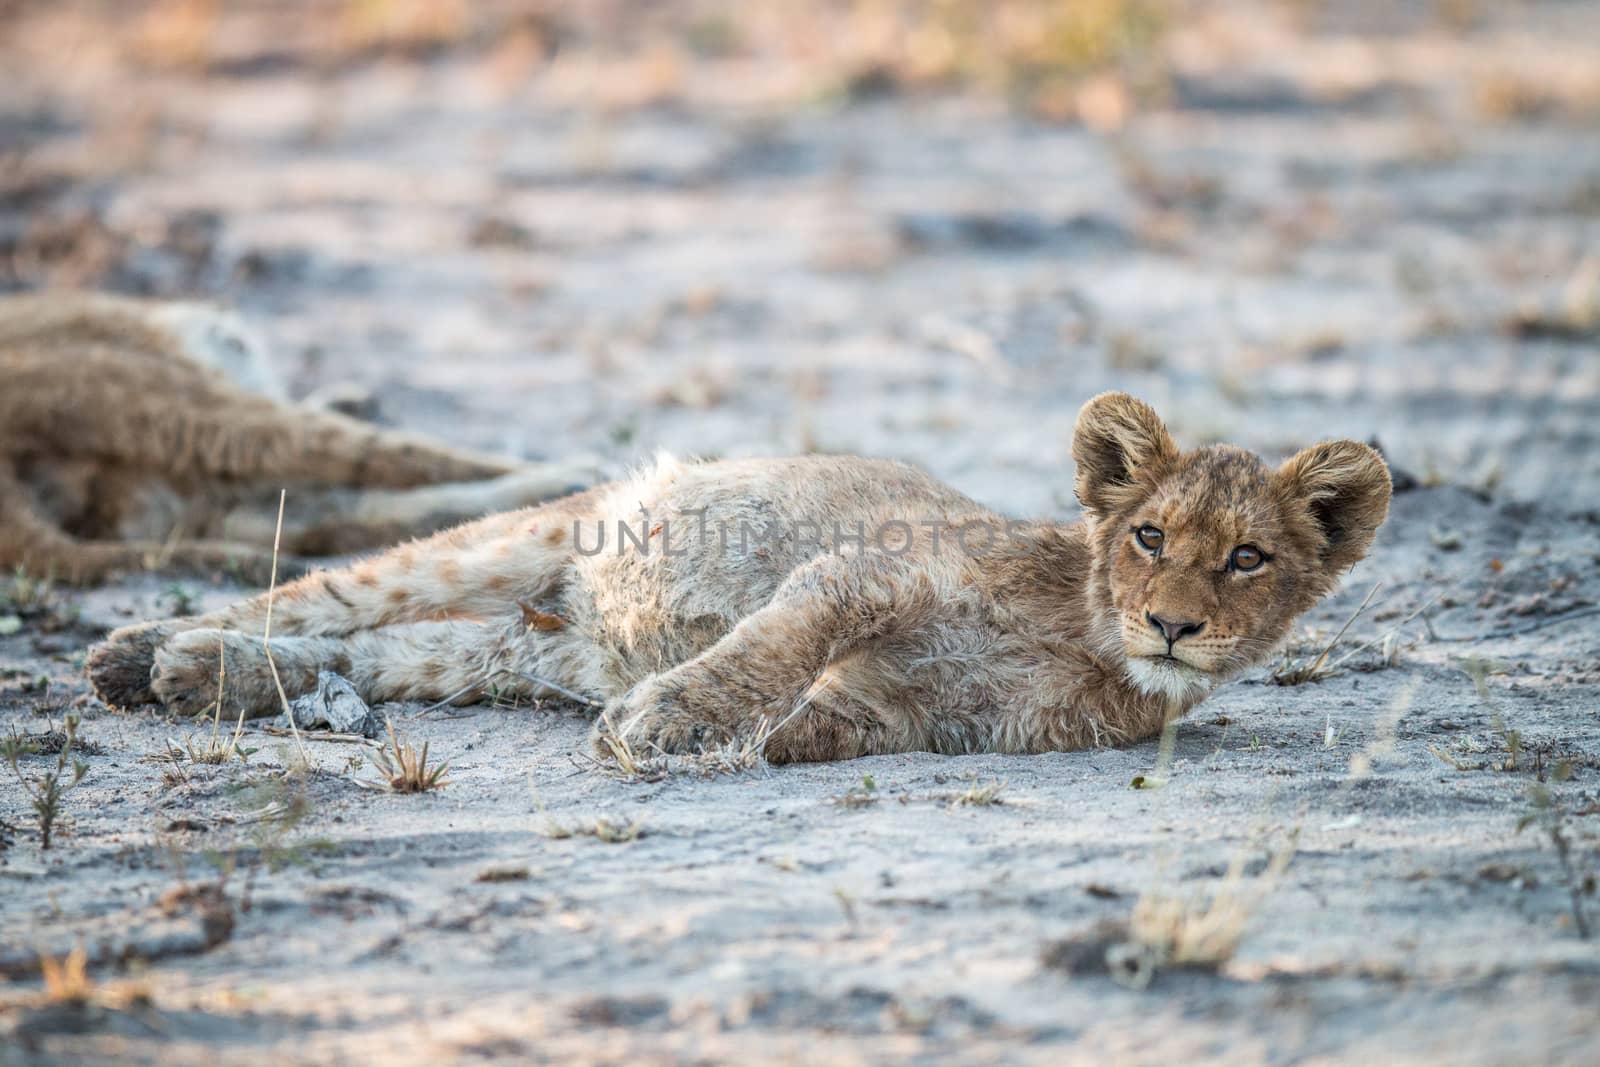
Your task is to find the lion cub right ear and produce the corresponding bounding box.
[1071,392,1180,519]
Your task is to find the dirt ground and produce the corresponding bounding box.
[2,2,1598,1064]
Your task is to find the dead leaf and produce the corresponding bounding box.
[520,604,567,632]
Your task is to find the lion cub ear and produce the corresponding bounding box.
[1071,392,1180,518]
[1277,441,1392,573]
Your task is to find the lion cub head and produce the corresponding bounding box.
[1072,392,1391,702]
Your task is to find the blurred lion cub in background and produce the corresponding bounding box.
[0,291,595,584]
[89,392,1391,764]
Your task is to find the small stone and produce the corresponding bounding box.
[285,672,378,738]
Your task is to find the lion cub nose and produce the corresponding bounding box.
[1146,612,1206,645]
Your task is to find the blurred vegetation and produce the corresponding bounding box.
[11,0,1172,125]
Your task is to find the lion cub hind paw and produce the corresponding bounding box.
[86,620,187,707]
[150,629,284,719]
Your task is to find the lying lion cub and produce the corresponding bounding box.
[0,291,594,584]
[88,393,1390,762]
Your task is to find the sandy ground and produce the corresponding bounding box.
[3,2,1599,1063]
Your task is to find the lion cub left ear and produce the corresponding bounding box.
[1071,392,1180,519]
[1276,441,1392,573]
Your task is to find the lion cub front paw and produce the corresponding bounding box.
[591,678,733,759]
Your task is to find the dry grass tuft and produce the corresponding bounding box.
[260,490,311,770]
[1117,831,1299,987]
[362,719,451,793]
[945,779,1008,807]
[541,815,645,844]
[928,771,998,806]
[591,694,825,781]
[29,944,154,1012]
[1048,831,1300,987]
[38,945,93,1006]
[590,708,652,779]
[1271,584,1380,686]
[670,712,793,777]
[815,0,1170,121]
[153,732,255,769]
[168,635,255,766]
[1501,260,1600,342]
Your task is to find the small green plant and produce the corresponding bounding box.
[0,567,79,633]
[3,713,91,850]
[1,566,55,615]
[184,774,317,915]
[1428,659,1520,772]
[1469,657,1523,772]
[833,774,880,809]
[159,582,198,617]
[1518,768,1592,941]
[241,778,314,873]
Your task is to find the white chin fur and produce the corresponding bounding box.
[1124,657,1214,703]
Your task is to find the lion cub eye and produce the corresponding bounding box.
[1134,525,1165,552]
[1230,545,1265,572]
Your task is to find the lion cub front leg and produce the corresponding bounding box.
[600,553,941,762]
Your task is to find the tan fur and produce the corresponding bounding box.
[0,291,595,584]
[86,393,1392,763]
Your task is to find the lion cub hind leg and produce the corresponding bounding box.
[192,490,596,639]
[83,521,497,709]
[86,618,196,706]
[149,629,324,718]
[147,621,564,718]
[86,488,596,710]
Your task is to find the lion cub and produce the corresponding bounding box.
[0,291,594,583]
[87,393,1391,762]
